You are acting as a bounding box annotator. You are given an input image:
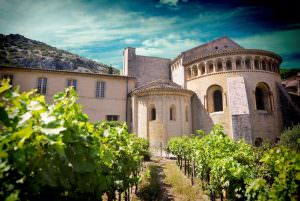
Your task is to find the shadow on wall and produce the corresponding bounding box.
[277,83,300,128]
[191,94,214,133]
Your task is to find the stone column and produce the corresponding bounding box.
[213,60,217,72]
[241,57,246,69]
[232,57,237,70]
[205,62,209,74]
[250,56,255,70]
[259,58,262,70]
[197,64,201,76]
[222,59,226,71]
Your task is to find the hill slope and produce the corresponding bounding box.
[0,34,119,74]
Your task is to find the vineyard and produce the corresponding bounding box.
[0,79,148,201]
[0,78,299,201]
[166,125,300,201]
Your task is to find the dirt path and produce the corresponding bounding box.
[133,157,208,201]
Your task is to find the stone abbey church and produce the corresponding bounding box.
[0,37,284,148]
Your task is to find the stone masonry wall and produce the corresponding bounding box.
[123,47,171,86]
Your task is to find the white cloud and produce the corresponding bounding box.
[137,34,203,58]
[159,0,179,6]
[123,38,136,44]
[0,0,179,49]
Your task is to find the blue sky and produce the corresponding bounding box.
[0,0,299,69]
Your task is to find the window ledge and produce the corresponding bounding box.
[256,110,271,114]
[210,111,224,114]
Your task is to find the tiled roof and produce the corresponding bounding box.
[131,79,193,94]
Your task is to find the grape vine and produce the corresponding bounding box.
[0,79,149,201]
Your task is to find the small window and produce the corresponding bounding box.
[67,79,77,90]
[170,105,176,121]
[2,74,13,85]
[215,46,218,49]
[106,115,119,121]
[150,108,156,121]
[224,45,228,48]
[37,77,47,95]
[96,81,105,98]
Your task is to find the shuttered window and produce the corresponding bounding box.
[96,81,105,98]
[37,77,47,95]
[67,79,77,91]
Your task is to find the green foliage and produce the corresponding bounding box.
[280,124,300,152]
[167,124,300,201]
[0,79,149,200]
[246,146,300,201]
[280,68,300,79]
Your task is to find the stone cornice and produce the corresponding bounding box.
[131,88,194,97]
[186,69,281,81]
[183,49,282,66]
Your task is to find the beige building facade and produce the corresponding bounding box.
[0,37,284,148]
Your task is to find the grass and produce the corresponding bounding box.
[162,159,208,201]
[133,162,163,201]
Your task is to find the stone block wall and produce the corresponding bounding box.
[123,47,171,86]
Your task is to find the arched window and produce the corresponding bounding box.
[254,58,260,69]
[236,58,242,69]
[150,106,156,120]
[255,88,265,110]
[217,60,223,72]
[245,58,251,69]
[207,85,224,113]
[208,62,214,73]
[255,82,272,111]
[262,60,267,70]
[170,105,176,121]
[192,66,198,77]
[200,64,205,75]
[213,90,223,112]
[226,60,232,70]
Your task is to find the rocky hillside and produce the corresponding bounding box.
[0,34,119,74]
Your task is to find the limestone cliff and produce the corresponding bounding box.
[0,34,119,74]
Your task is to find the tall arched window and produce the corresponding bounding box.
[207,85,224,113]
[255,88,265,110]
[170,105,176,121]
[149,105,156,120]
[255,82,272,111]
[213,90,223,112]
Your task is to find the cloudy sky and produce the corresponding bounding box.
[0,0,299,69]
